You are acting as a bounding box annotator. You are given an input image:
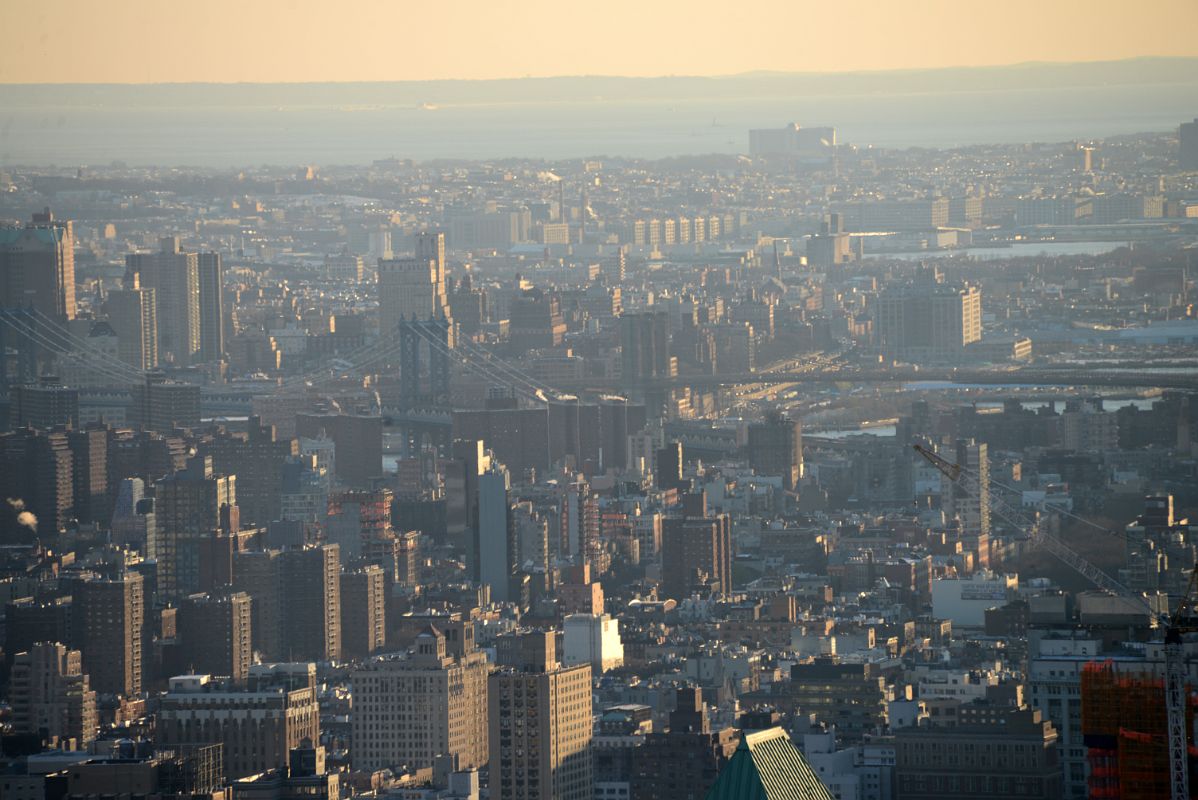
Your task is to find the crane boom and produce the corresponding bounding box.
[915,442,1189,800]
[913,444,1138,600]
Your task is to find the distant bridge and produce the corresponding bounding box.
[548,367,1198,392]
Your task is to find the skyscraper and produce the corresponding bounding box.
[197,252,225,363]
[0,208,75,321]
[489,631,593,800]
[1180,117,1198,171]
[232,549,284,661]
[68,426,110,526]
[126,237,201,365]
[0,426,74,538]
[104,278,159,370]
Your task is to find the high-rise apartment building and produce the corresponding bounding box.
[620,311,672,388]
[746,413,803,491]
[942,439,990,538]
[351,622,490,772]
[233,549,284,661]
[377,231,452,337]
[489,631,593,800]
[155,455,236,600]
[0,426,74,538]
[197,252,225,363]
[9,642,98,748]
[133,372,202,432]
[749,122,837,162]
[340,564,386,660]
[68,426,109,526]
[874,280,982,361]
[178,591,253,684]
[661,505,733,600]
[73,570,145,697]
[509,288,566,351]
[12,376,78,429]
[281,544,341,663]
[655,441,685,492]
[201,417,298,527]
[0,208,75,321]
[157,664,321,781]
[126,237,201,365]
[104,279,159,370]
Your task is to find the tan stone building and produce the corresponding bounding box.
[489,632,593,800]
[351,623,489,772]
[156,663,321,781]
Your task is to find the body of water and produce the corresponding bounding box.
[2,79,1196,167]
[867,241,1132,262]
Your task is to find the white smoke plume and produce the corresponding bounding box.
[6,499,37,533]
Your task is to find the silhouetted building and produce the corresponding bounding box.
[747,413,803,491]
[197,251,225,363]
[631,687,739,800]
[12,376,78,429]
[178,591,253,684]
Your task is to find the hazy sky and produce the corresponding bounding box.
[4,0,1197,84]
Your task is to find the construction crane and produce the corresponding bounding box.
[912,444,1139,599]
[914,442,1193,800]
[1166,566,1198,800]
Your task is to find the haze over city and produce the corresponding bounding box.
[1,3,1197,800]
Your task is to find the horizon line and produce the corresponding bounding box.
[1,55,1194,88]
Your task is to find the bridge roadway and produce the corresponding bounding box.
[547,367,1198,392]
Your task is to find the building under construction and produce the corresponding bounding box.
[1081,659,1198,799]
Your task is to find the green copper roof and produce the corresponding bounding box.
[0,226,66,247]
[704,728,834,800]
